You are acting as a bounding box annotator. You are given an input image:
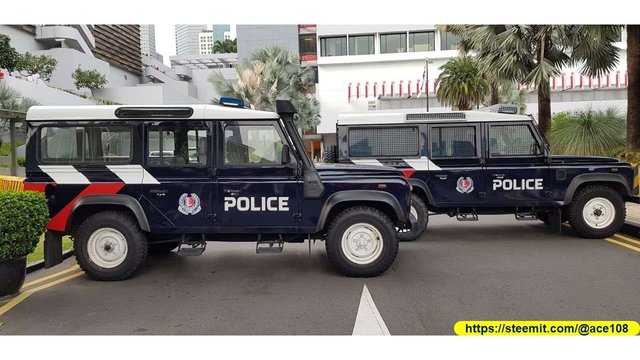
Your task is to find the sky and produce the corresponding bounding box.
[155,24,236,66]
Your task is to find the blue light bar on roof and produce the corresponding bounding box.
[219,97,246,108]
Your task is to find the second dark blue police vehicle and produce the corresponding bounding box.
[329,109,639,241]
[24,99,414,281]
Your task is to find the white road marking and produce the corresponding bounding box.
[352,285,390,335]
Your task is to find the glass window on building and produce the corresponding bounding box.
[409,31,435,52]
[380,33,407,54]
[440,31,461,51]
[348,35,375,55]
[320,36,347,56]
[299,33,317,57]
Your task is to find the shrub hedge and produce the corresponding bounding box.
[0,191,49,261]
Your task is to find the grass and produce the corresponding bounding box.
[0,142,26,156]
[27,235,74,264]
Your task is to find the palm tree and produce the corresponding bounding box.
[627,25,640,151]
[0,83,39,147]
[436,56,489,110]
[209,45,319,130]
[499,86,528,115]
[548,108,626,156]
[453,25,621,135]
[213,39,237,53]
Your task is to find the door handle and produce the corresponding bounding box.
[435,174,448,180]
[223,188,241,196]
[149,189,167,196]
[492,173,505,179]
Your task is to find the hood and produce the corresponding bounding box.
[549,155,622,164]
[316,163,404,177]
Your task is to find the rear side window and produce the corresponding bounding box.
[489,124,541,156]
[430,126,477,158]
[147,124,208,166]
[348,126,419,157]
[39,126,131,164]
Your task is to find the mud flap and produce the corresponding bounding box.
[547,208,562,235]
[44,231,63,268]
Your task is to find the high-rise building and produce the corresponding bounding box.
[212,24,230,43]
[140,24,163,62]
[198,31,213,54]
[175,24,207,56]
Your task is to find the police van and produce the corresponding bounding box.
[24,100,415,280]
[330,109,639,240]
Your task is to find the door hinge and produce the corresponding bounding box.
[544,190,553,198]
[292,213,302,222]
[478,192,487,200]
[207,213,217,222]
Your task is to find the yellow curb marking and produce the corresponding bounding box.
[0,271,84,317]
[21,264,80,289]
[605,238,640,254]
[612,233,640,247]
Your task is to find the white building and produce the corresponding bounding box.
[198,31,214,55]
[140,24,163,63]
[315,25,629,141]
[175,24,207,56]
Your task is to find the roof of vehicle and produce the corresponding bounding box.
[26,104,280,121]
[337,109,532,126]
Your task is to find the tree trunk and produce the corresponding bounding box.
[537,82,551,135]
[490,82,500,105]
[627,25,640,151]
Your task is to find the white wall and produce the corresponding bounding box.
[3,76,94,105]
[93,84,203,105]
[0,25,47,53]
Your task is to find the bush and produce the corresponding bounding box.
[16,52,57,82]
[548,108,626,156]
[72,67,108,90]
[0,191,49,261]
[17,157,25,167]
[0,34,20,72]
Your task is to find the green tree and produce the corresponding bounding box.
[0,34,20,72]
[451,25,621,135]
[436,56,489,110]
[210,45,319,130]
[72,67,108,90]
[499,86,528,115]
[213,39,237,53]
[627,25,640,151]
[0,83,39,147]
[16,52,58,81]
[548,108,626,156]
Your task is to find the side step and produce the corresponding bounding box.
[456,211,478,221]
[256,238,284,254]
[515,212,538,221]
[177,239,206,257]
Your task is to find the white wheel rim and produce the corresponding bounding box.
[398,205,418,234]
[87,227,128,269]
[341,222,384,265]
[582,197,615,229]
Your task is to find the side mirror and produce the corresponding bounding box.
[281,144,291,165]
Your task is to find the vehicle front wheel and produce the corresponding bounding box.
[397,194,428,242]
[568,185,625,239]
[74,211,149,281]
[325,206,398,277]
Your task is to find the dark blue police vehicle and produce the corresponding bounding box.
[329,109,639,241]
[24,100,414,280]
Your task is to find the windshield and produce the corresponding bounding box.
[280,117,314,168]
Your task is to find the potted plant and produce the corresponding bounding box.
[0,190,49,298]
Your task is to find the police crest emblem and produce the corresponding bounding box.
[456,177,474,193]
[178,193,202,215]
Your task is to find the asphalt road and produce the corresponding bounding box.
[1,215,639,335]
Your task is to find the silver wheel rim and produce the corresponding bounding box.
[582,197,615,229]
[87,227,128,268]
[398,205,418,233]
[341,222,384,265]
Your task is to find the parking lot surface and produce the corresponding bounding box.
[1,215,639,335]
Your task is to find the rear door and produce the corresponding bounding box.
[141,121,214,232]
[484,121,550,205]
[215,120,300,232]
[426,123,485,206]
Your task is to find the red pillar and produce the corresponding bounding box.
[382,81,386,97]
[399,80,403,97]
[373,82,378,97]
[570,73,574,89]
[356,82,360,98]
[391,82,395,97]
[348,83,351,102]
[365,82,369,98]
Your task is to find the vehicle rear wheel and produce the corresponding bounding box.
[397,194,428,242]
[325,206,398,277]
[74,211,148,281]
[568,185,625,239]
[149,241,180,254]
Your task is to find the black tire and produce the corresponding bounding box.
[74,211,149,281]
[568,185,625,239]
[323,145,337,164]
[325,206,398,277]
[397,193,428,242]
[149,241,180,254]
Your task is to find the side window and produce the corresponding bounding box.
[489,124,541,157]
[430,126,477,158]
[40,126,131,164]
[348,126,419,157]
[224,124,287,165]
[147,124,207,166]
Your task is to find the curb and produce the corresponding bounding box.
[26,249,74,274]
